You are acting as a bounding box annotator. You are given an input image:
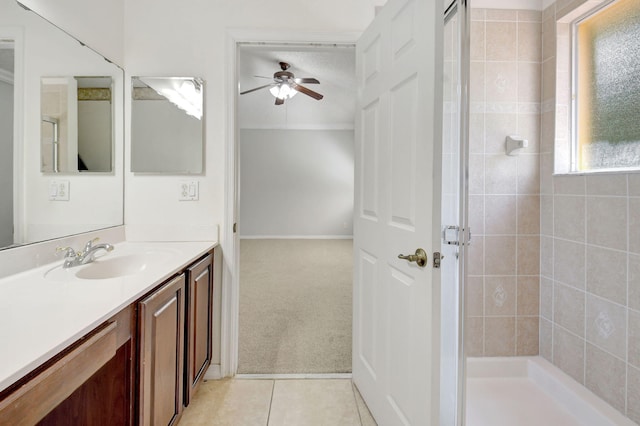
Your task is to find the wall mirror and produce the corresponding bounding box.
[0,0,124,250]
[41,76,113,173]
[131,76,204,174]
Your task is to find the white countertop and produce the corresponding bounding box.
[0,240,217,393]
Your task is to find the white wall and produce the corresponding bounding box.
[122,0,375,243]
[18,0,124,65]
[0,80,13,247]
[240,129,354,237]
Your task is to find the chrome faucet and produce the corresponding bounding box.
[56,238,114,269]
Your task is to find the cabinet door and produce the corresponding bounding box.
[184,252,214,406]
[138,274,185,426]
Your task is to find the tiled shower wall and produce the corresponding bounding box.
[539,1,640,422]
[466,9,541,357]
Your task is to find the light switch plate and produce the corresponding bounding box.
[179,180,199,201]
[49,180,70,201]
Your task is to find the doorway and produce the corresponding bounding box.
[223,0,465,420]
[236,44,357,375]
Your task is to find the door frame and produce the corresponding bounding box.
[221,29,360,377]
[441,1,470,424]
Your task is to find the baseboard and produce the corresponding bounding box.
[240,235,353,240]
[204,364,222,380]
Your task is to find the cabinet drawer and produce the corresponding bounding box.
[0,321,117,426]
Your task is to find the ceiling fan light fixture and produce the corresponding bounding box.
[269,83,297,100]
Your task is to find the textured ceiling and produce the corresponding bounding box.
[238,44,356,130]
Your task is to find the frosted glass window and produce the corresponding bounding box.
[575,0,640,171]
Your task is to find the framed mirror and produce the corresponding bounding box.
[0,1,124,250]
[131,76,204,174]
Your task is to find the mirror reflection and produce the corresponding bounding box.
[0,0,124,251]
[0,39,14,248]
[131,76,204,174]
[41,76,113,173]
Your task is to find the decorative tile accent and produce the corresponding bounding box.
[493,285,507,307]
[594,312,615,339]
[586,294,626,359]
[485,277,516,316]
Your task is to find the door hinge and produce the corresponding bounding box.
[233,223,237,233]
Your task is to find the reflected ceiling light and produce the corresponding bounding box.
[140,77,203,120]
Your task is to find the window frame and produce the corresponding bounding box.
[569,0,640,173]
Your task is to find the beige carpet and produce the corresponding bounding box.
[238,239,353,374]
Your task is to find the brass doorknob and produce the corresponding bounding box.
[398,248,428,267]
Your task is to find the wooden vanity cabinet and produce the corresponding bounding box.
[184,253,214,406]
[0,248,215,426]
[0,305,136,426]
[137,274,186,426]
[137,250,215,425]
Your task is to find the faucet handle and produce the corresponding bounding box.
[56,246,78,258]
[84,237,100,251]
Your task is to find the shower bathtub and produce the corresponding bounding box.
[466,356,636,426]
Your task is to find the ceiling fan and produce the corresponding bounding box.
[240,61,324,106]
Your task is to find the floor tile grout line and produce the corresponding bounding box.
[266,380,275,426]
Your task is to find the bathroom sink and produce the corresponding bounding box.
[74,254,149,279]
[44,248,176,281]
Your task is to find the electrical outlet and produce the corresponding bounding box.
[179,180,199,201]
[49,180,70,201]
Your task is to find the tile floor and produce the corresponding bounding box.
[178,379,377,426]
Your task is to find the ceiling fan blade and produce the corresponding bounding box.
[294,78,320,84]
[291,82,324,100]
[253,75,273,80]
[275,97,285,106]
[239,83,275,95]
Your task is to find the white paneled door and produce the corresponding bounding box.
[353,0,444,424]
